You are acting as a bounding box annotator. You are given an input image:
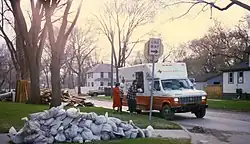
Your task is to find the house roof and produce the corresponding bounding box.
[87,64,116,73]
[222,62,250,72]
[192,73,222,82]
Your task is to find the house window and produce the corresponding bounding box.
[88,82,90,87]
[108,82,111,86]
[100,72,104,78]
[91,82,94,87]
[108,72,111,78]
[237,71,244,84]
[100,82,104,86]
[228,72,234,84]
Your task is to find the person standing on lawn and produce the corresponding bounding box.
[112,83,121,112]
[127,80,138,114]
[119,83,125,112]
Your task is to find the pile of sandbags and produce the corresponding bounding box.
[8,104,154,144]
[41,89,94,107]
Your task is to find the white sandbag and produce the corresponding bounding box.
[66,138,72,143]
[143,129,152,138]
[77,127,84,133]
[86,112,98,120]
[25,120,40,133]
[47,136,54,144]
[108,117,122,125]
[124,129,132,139]
[55,113,66,121]
[83,119,93,129]
[104,112,108,118]
[8,126,17,136]
[92,135,101,141]
[72,115,82,125]
[55,126,66,142]
[55,109,66,117]
[100,132,110,140]
[44,118,54,126]
[109,132,116,139]
[78,119,86,128]
[66,108,80,118]
[73,134,84,143]
[120,123,133,131]
[9,128,24,144]
[34,134,47,144]
[62,117,73,128]
[85,140,92,143]
[81,127,94,140]
[29,112,42,120]
[90,123,103,135]
[144,125,154,138]
[130,129,138,139]
[137,128,145,138]
[48,107,59,118]
[107,119,118,132]
[95,115,107,125]
[24,133,40,143]
[101,123,113,132]
[68,124,78,138]
[113,127,125,137]
[146,125,154,132]
[39,119,45,125]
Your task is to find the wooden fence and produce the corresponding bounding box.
[204,85,222,99]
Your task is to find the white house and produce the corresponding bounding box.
[86,63,116,88]
[222,61,250,99]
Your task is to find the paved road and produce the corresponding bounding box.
[87,98,250,143]
[87,98,250,133]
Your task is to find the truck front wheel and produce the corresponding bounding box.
[195,107,206,118]
[161,104,175,120]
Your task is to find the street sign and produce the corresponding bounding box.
[144,38,164,125]
[148,38,161,56]
[144,38,164,63]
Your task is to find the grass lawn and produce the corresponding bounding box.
[70,138,191,144]
[0,102,180,133]
[90,96,112,101]
[207,99,250,112]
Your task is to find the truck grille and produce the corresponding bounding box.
[179,96,202,104]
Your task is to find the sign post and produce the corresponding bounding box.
[144,38,163,125]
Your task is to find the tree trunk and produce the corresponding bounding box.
[45,72,50,88]
[115,66,119,83]
[29,63,40,104]
[50,55,62,107]
[77,74,81,95]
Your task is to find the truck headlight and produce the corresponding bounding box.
[174,98,179,102]
[202,96,206,100]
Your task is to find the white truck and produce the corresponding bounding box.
[119,62,208,120]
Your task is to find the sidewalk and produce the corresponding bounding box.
[0,134,9,144]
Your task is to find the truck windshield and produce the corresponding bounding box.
[161,79,191,90]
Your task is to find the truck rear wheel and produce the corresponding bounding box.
[195,107,206,118]
[161,104,174,120]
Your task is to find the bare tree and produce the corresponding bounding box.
[66,25,97,94]
[183,19,250,76]
[160,0,249,20]
[44,0,83,107]
[0,1,29,80]
[0,0,50,104]
[95,0,159,83]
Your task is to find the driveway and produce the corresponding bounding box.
[87,98,250,144]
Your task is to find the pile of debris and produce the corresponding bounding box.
[8,105,154,144]
[40,90,94,107]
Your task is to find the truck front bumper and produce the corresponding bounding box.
[171,104,208,113]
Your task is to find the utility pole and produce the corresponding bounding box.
[110,47,114,98]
